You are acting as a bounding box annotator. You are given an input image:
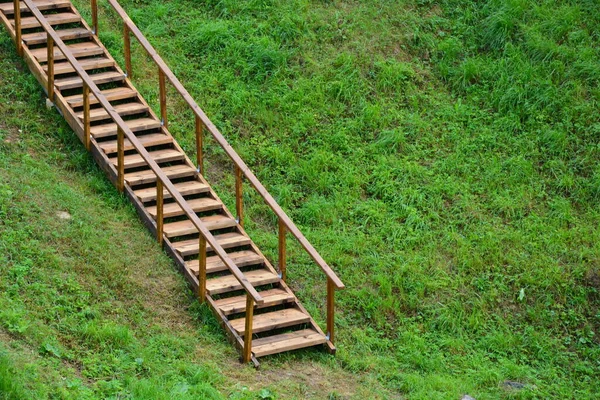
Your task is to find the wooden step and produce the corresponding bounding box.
[215,288,295,315]
[206,268,280,295]
[1,0,71,14]
[10,12,80,29]
[229,308,310,335]
[146,196,221,218]
[110,148,184,170]
[187,250,264,275]
[78,102,149,123]
[31,41,103,63]
[51,57,116,76]
[124,164,196,186]
[99,132,171,154]
[173,232,250,256]
[251,329,327,358]
[91,118,161,139]
[65,87,137,108]
[163,215,236,238]
[134,180,210,202]
[55,71,124,90]
[23,27,91,45]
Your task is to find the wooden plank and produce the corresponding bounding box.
[22,27,91,45]
[186,250,264,275]
[91,118,161,138]
[48,56,115,75]
[215,288,295,315]
[78,102,149,123]
[109,148,184,169]
[251,329,326,358]
[229,308,310,335]
[146,196,221,218]
[133,179,209,202]
[55,70,124,90]
[164,215,236,238]
[99,132,170,154]
[31,41,103,63]
[11,12,81,29]
[124,164,195,186]
[206,268,280,295]
[1,0,72,14]
[64,86,136,108]
[173,232,250,256]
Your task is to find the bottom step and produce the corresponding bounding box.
[252,329,327,358]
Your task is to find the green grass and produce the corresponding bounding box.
[2,0,600,398]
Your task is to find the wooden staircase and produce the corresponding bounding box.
[0,0,345,365]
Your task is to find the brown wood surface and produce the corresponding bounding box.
[186,250,263,275]
[243,294,254,363]
[146,196,221,218]
[163,215,236,238]
[133,179,209,202]
[206,268,279,295]
[124,164,195,186]
[231,308,310,335]
[173,232,250,257]
[252,329,326,358]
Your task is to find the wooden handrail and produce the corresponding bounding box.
[105,0,345,290]
[23,0,264,305]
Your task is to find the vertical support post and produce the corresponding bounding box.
[91,0,98,36]
[243,294,254,363]
[235,166,243,227]
[158,68,167,129]
[13,0,22,56]
[123,23,132,78]
[198,235,206,303]
[278,218,286,281]
[327,278,335,344]
[156,179,164,245]
[117,127,125,192]
[83,83,91,150]
[195,115,203,174]
[46,34,54,103]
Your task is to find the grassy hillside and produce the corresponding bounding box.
[2,0,600,398]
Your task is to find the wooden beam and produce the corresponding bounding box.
[46,34,54,102]
[243,294,254,363]
[158,68,167,128]
[278,218,286,281]
[117,126,124,192]
[13,0,22,56]
[156,179,163,245]
[123,23,131,78]
[83,83,90,150]
[235,165,243,228]
[195,115,203,174]
[327,278,334,344]
[198,235,206,303]
[91,0,97,35]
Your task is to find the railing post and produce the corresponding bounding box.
[123,23,132,78]
[158,68,167,128]
[83,83,91,150]
[46,34,54,103]
[278,218,286,281]
[13,0,22,56]
[198,235,206,303]
[91,0,98,35]
[243,294,254,363]
[235,166,243,227]
[156,179,164,245]
[117,126,124,192]
[327,278,335,344]
[195,115,203,174]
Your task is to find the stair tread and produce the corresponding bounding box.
[1,0,71,14]
[55,70,124,90]
[50,57,115,75]
[124,164,196,186]
[173,232,249,255]
[31,41,102,63]
[251,329,326,358]
[230,308,310,335]
[91,118,161,139]
[187,250,264,275]
[22,27,91,45]
[78,102,149,123]
[164,215,236,238]
[206,268,280,295]
[133,179,209,202]
[99,132,170,154]
[147,196,221,218]
[10,12,80,29]
[215,288,295,315]
[110,148,184,170]
[65,87,136,108]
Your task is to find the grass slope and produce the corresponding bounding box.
[1,0,600,398]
